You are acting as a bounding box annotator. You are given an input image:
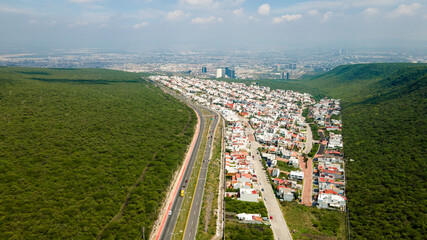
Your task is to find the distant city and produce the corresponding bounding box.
[1,48,426,80]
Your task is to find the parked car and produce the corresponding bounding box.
[270,216,273,220]
[262,188,264,191]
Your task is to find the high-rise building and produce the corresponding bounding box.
[286,72,290,79]
[216,68,224,78]
[291,64,296,70]
[201,67,207,73]
[280,72,285,80]
[216,67,235,78]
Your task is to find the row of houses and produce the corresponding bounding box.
[152,75,347,211]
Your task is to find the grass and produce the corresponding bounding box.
[225,197,268,218]
[196,116,223,240]
[224,220,273,240]
[281,201,346,240]
[172,110,212,239]
[277,160,299,172]
[308,143,320,158]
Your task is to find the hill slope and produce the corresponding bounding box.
[0,67,196,239]
[296,63,427,239]
[319,64,426,239]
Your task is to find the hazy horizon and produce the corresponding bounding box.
[1,0,427,51]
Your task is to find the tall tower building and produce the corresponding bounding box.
[201,67,207,73]
[216,68,224,78]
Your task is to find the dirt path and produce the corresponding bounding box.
[300,156,313,206]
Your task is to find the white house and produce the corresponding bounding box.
[289,170,304,180]
[239,189,259,202]
[317,191,346,210]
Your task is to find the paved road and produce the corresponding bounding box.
[183,109,219,240]
[243,118,293,240]
[159,102,206,240]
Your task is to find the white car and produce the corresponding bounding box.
[168,210,172,216]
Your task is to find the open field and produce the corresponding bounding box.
[281,201,346,240]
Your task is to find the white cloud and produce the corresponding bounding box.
[0,6,35,15]
[321,11,333,22]
[248,16,258,21]
[273,14,302,23]
[258,3,270,16]
[133,21,148,28]
[389,3,420,17]
[192,16,222,24]
[180,0,214,6]
[166,10,187,21]
[307,9,319,16]
[28,19,37,24]
[233,8,243,17]
[363,8,379,16]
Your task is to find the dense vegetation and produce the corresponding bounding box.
[225,197,268,217]
[308,143,320,158]
[225,221,273,240]
[281,201,346,239]
[0,67,196,239]
[309,124,320,140]
[239,63,426,239]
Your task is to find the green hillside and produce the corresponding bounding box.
[249,63,427,239]
[0,67,196,239]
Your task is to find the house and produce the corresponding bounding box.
[239,189,259,202]
[288,156,300,168]
[276,186,295,201]
[271,168,280,177]
[289,170,304,180]
[317,190,346,210]
[236,213,261,221]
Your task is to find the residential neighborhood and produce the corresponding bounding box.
[151,74,347,229]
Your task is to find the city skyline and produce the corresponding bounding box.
[0,0,427,50]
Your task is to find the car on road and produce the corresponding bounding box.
[168,211,172,216]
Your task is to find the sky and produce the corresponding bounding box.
[0,0,427,51]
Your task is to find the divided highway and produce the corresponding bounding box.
[158,101,206,240]
[183,109,219,240]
